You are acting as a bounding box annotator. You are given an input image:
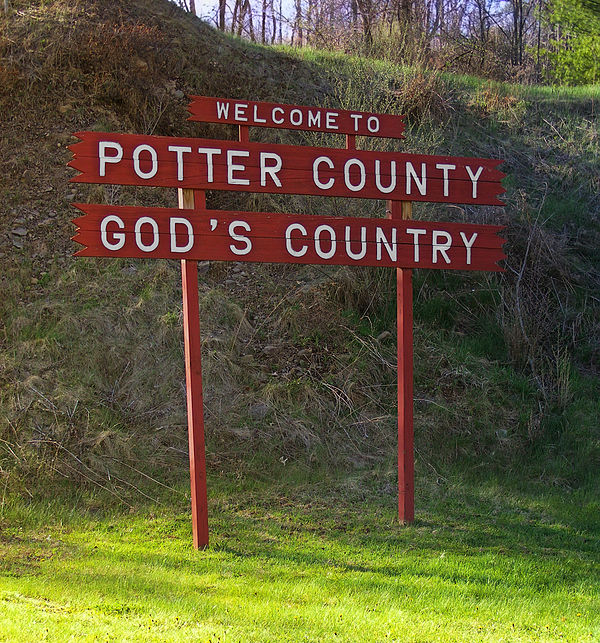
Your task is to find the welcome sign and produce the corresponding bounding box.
[70,96,506,549]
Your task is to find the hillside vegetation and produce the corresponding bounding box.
[1,1,599,640]
[1,0,599,497]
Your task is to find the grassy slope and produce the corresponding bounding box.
[1,1,599,639]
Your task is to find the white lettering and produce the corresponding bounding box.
[135,216,159,252]
[168,145,192,181]
[285,223,308,257]
[435,163,456,197]
[100,215,125,251]
[216,101,230,119]
[406,162,427,196]
[272,107,284,124]
[227,150,250,185]
[367,116,380,133]
[313,156,335,190]
[252,104,267,123]
[260,152,282,187]
[325,112,339,130]
[466,165,484,199]
[98,142,123,177]
[376,227,397,261]
[234,103,248,121]
[344,159,366,192]
[432,230,452,264]
[132,144,158,180]
[197,147,222,183]
[290,108,303,126]
[314,225,336,259]
[229,220,252,255]
[170,217,194,253]
[375,159,397,194]
[459,231,478,265]
[406,228,427,262]
[350,114,363,131]
[307,111,321,128]
[345,226,367,260]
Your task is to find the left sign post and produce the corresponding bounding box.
[179,188,209,550]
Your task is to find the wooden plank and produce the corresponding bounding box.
[71,204,506,271]
[68,132,506,206]
[390,200,415,525]
[179,188,210,550]
[187,95,405,138]
[72,205,506,248]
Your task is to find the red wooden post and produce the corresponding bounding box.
[389,200,415,524]
[179,187,209,549]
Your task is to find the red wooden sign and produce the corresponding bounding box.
[72,203,506,271]
[69,94,507,549]
[68,132,505,206]
[187,95,406,138]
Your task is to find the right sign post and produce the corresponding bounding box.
[389,199,417,522]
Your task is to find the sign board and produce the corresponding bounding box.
[69,94,506,549]
[187,95,406,138]
[68,132,505,205]
[72,203,505,271]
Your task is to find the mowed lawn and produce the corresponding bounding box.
[0,472,598,642]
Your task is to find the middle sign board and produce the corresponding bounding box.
[69,132,505,205]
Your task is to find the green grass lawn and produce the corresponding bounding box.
[0,469,598,642]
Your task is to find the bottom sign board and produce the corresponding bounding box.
[72,204,506,271]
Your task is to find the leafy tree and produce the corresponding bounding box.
[545,0,600,83]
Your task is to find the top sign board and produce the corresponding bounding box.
[187,95,406,139]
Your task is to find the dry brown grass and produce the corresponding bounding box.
[500,214,579,407]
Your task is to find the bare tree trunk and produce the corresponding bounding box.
[237,0,245,36]
[511,0,524,65]
[474,0,489,69]
[426,0,443,39]
[536,0,542,80]
[262,0,268,43]
[293,0,303,46]
[357,0,374,49]
[189,0,196,15]
[244,0,256,41]
[218,0,226,30]
[279,0,283,42]
[399,0,411,23]
[231,0,241,33]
